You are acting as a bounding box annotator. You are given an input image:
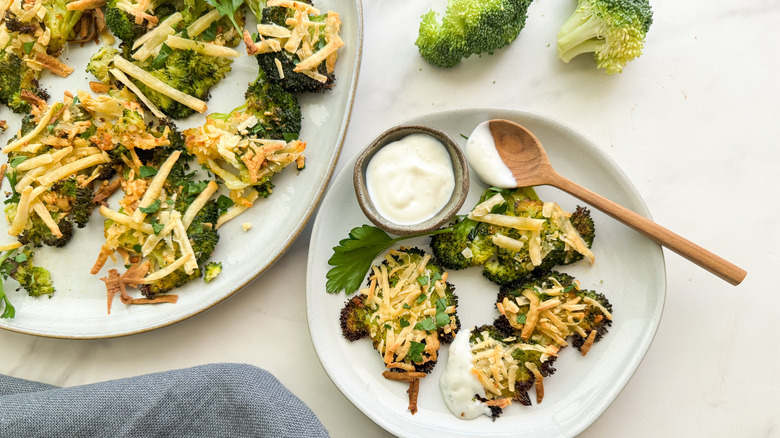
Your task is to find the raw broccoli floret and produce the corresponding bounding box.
[556,0,653,74]
[0,50,49,113]
[416,0,533,68]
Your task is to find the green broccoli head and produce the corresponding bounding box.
[0,50,49,114]
[103,5,148,44]
[136,49,233,119]
[497,270,612,354]
[203,261,222,282]
[255,5,335,93]
[139,267,199,298]
[7,249,56,297]
[243,69,302,140]
[50,177,95,228]
[557,0,653,74]
[86,46,119,83]
[185,199,220,265]
[14,212,74,248]
[416,0,533,68]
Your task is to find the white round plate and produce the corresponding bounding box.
[306,108,666,437]
[0,0,363,338]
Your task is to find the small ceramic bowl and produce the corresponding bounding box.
[353,125,469,236]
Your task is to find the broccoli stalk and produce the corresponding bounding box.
[556,0,653,74]
[42,0,85,55]
[416,0,533,68]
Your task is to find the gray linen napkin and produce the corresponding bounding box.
[0,363,329,437]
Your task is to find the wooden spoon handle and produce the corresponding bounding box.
[547,172,747,285]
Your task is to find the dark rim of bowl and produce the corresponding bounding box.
[353,125,469,236]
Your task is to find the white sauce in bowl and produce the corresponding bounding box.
[366,133,455,225]
[465,122,517,189]
[439,328,492,420]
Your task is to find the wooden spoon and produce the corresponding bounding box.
[484,119,747,286]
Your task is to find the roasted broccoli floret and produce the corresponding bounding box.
[103,1,148,44]
[255,4,336,93]
[242,69,302,140]
[556,0,653,74]
[0,50,49,113]
[137,49,233,119]
[86,46,118,83]
[468,324,557,408]
[431,188,595,287]
[416,0,533,68]
[41,0,84,55]
[6,248,56,297]
[13,212,74,248]
[203,261,222,282]
[50,177,96,228]
[496,270,612,355]
[139,267,199,298]
[339,247,459,373]
[184,199,219,264]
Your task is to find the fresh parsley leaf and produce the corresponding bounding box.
[414,317,436,332]
[204,0,244,34]
[430,271,443,284]
[139,199,161,214]
[151,44,173,69]
[283,132,299,142]
[79,124,97,139]
[415,293,428,304]
[402,303,411,309]
[9,156,28,167]
[4,171,20,204]
[150,217,164,234]
[517,313,527,324]
[563,284,576,293]
[22,41,35,54]
[202,21,218,41]
[139,166,157,178]
[13,253,27,263]
[416,275,428,286]
[325,225,452,294]
[399,318,410,328]
[407,341,425,363]
[133,244,143,253]
[435,298,450,327]
[216,195,233,214]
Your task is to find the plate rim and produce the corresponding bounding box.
[306,106,667,437]
[0,0,365,340]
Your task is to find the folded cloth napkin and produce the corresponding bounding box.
[0,363,329,438]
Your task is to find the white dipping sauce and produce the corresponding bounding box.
[439,328,492,420]
[465,122,517,189]
[366,133,455,225]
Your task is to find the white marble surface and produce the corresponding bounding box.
[1,0,778,437]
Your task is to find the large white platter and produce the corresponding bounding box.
[306,108,666,437]
[0,0,363,338]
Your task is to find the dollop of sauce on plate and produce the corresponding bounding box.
[465,122,517,189]
[366,133,455,225]
[439,328,492,420]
